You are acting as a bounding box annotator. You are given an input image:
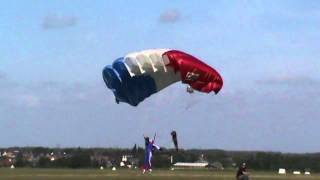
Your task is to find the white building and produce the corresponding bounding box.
[293,171,301,175]
[173,162,208,168]
[278,168,286,174]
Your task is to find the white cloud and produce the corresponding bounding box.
[159,10,181,23]
[42,15,77,30]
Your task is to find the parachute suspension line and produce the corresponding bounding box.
[153,133,157,141]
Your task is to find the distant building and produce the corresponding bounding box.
[278,168,286,174]
[293,171,301,175]
[173,154,209,169]
[173,162,209,168]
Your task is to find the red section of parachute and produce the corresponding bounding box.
[164,50,223,94]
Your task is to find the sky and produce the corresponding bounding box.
[1,0,320,153]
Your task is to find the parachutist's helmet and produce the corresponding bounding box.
[145,137,149,140]
[145,137,150,145]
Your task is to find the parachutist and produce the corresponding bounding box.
[186,86,194,94]
[143,135,161,174]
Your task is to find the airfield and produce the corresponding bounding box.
[0,168,319,180]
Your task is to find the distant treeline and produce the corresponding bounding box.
[2,147,320,172]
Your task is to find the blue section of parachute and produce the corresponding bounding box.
[102,57,157,106]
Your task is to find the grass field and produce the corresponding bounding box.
[0,168,318,180]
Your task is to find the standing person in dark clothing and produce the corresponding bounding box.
[236,163,250,180]
[142,135,161,174]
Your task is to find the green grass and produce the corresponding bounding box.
[0,168,318,180]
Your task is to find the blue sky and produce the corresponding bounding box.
[1,0,320,152]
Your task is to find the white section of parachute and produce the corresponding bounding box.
[122,49,181,91]
[124,49,170,75]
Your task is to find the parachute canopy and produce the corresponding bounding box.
[102,49,223,106]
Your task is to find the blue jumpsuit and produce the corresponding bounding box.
[144,140,160,170]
